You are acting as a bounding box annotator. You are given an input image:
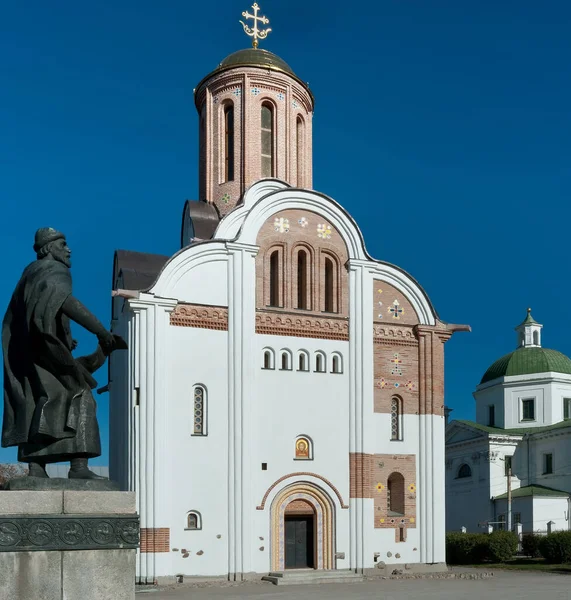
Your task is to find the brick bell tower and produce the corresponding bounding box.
[193,3,314,217]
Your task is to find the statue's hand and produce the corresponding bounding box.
[97,331,115,356]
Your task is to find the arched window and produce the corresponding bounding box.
[262,348,275,370]
[387,472,405,516]
[457,464,472,479]
[294,435,313,460]
[186,511,202,530]
[297,249,308,309]
[298,351,309,372]
[224,104,234,182]
[391,397,402,441]
[280,350,292,371]
[315,352,326,373]
[261,103,274,177]
[296,116,304,186]
[193,386,207,436]
[269,250,280,307]
[331,353,343,374]
[323,256,338,313]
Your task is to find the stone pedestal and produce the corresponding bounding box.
[0,489,139,600]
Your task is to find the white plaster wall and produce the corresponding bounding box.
[529,434,571,491]
[160,325,229,577]
[532,497,569,532]
[474,385,505,428]
[445,440,492,532]
[250,334,351,573]
[504,384,546,428]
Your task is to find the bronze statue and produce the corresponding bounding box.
[2,228,126,479]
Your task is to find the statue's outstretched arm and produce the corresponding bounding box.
[61,296,113,351]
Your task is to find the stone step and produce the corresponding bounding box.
[262,570,364,586]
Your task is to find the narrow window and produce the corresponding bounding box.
[543,453,553,474]
[331,354,342,374]
[457,464,471,478]
[269,250,280,307]
[298,352,308,372]
[504,456,512,477]
[498,514,506,531]
[522,398,535,421]
[387,472,405,515]
[391,397,401,441]
[296,116,304,186]
[263,350,273,370]
[488,405,495,427]
[324,258,334,312]
[399,527,405,542]
[186,511,201,530]
[533,331,539,345]
[261,103,274,177]
[315,353,325,373]
[193,387,206,435]
[513,512,521,526]
[224,104,234,182]
[281,351,291,371]
[297,249,308,309]
[262,463,268,470]
[564,398,571,420]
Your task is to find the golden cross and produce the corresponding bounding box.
[240,2,272,49]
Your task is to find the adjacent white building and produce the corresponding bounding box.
[446,310,571,534]
[108,28,468,583]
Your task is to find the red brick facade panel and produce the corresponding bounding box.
[373,280,420,326]
[140,528,170,553]
[349,453,374,499]
[255,209,349,318]
[255,311,348,341]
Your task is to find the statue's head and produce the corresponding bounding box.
[34,228,71,268]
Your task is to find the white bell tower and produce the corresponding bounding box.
[515,308,543,348]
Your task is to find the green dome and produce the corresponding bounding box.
[481,347,571,384]
[218,48,294,75]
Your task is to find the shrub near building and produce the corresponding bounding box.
[540,532,571,563]
[446,532,518,564]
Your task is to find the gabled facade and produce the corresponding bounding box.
[446,312,571,533]
[109,36,468,583]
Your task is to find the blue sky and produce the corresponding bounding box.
[1,1,570,465]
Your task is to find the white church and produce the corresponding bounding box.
[109,5,468,583]
[446,310,571,534]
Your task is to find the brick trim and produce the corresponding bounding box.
[256,311,349,341]
[170,303,228,331]
[140,528,170,553]
[256,472,349,510]
[349,453,374,498]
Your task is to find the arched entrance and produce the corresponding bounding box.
[270,483,335,571]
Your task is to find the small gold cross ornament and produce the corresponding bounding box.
[240,3,272,49]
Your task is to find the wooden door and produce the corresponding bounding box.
[284,516,314,569]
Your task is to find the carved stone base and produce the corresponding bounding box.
[8,476,120,491]
[0,490,138,600]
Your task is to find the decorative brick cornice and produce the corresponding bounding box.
[256,310,349,341]
[373,325,418,347]
[170,303,228,331]
[256,472,349,510]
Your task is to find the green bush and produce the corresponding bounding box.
[487,531,518,562]
[446,533,489,564]
[521,533,543,558]
[539,531,571,563]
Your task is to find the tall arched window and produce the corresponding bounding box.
[296,116,304,186]
[298,351,309,372]
[280,350,292,371]
[324,257,334,312]
[331,353,343,374]
[193,386,207,436]
[269,250,280,307]
[387,472,405,515]
[315,352,326,373]
[533,331,539,345]
[297,249,308,309]
[224,104,234,182]
[262,349,275,370]
[391,397,402,441]
[261,103,274,177]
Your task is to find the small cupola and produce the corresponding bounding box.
[515,308,543,348]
